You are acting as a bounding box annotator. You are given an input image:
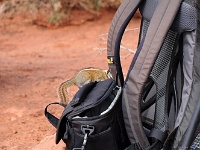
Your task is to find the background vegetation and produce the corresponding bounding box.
[0,0,122,26]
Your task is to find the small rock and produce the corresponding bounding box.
[13,130,18,134]
[10,117,17,121]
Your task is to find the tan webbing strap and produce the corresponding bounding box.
[122,0,182,149]
[107,0,142,86]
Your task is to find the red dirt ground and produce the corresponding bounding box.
[0,10,140,149]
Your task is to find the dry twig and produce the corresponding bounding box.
[95,28,139,57]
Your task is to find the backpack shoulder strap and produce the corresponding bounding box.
[107,0,183,149]
[107,0,142,87]
[124,0,182,149]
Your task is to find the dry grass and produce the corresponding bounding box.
[0,0,122,26]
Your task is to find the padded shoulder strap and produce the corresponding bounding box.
[119,0,182,149]
[107,0,142,86]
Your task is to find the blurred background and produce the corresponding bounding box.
[0,0,123,26]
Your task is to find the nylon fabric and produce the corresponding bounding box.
[139,0,159,22]
[122,0,182,149]
[174,31,196,129]
[173,17,200,148]
[171,2,197,32]
[190,133,200,149]
[56,79,116,144]
[107,0,141,55]
[180,97,200,148]
[150,30,177,130]
[107,0,142,85]
[140,1,197,32]
[173,31,196,148]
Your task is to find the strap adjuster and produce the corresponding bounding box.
[73,125,95,150]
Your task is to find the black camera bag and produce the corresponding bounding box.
[45,79,130,150]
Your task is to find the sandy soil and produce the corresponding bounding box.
[0,9,140,150]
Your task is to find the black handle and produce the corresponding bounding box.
[44,102,66,128]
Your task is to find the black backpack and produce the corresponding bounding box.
[45,79,130,150]
[107,0,200,149]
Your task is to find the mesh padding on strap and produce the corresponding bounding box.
[186,110,200,149]
[183,0,196,6]
[191,134,200,150]
[140,0,197,32]
[140,19,177,130]
[140,0,197,132]
[150,30,177,129]
[171,1,197,32]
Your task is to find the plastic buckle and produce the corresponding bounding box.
[72,125,95,150]
[81,125,95,135]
